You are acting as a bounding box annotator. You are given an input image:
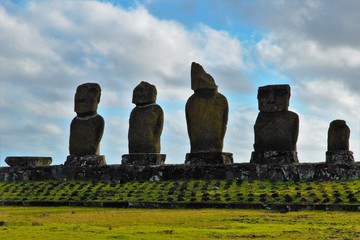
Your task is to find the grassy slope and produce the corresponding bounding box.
[1,179,359,205]
[0,207,359,239]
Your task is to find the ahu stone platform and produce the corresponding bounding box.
[1,162,359,182]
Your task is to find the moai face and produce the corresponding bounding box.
[191,62,217,91]
[74,83,101,115]
[132,81,157,106]
[258,85,290,112]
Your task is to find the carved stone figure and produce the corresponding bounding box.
[185,62,233,164]
[122,81,166,166]
[326,120,354,164]
[65,83,106,166]
[250,84,299,164]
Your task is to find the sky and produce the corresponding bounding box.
[0,0,359,166]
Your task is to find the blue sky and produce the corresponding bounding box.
[0,0,359,166]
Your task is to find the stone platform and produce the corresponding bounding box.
[1,162,359,182]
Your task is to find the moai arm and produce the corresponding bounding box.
[154,106,164,143]
[292,113,299,151]
[221,97,229,141]
[95,115,105,155]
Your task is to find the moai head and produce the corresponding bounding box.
[258,84,290,112]
[328,120,350,151]
[74,83,101,115]
[191,62,217,91]
[132,81,157,106]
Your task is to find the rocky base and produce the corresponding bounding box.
[185,152,233,165]
[1,163,359,182]
[65,155,106,167]
[250,151,299,165]
[326,151,354,165]
[5,157,52,167]
[121,154,166,166]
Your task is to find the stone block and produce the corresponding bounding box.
[185,152,233,165]
[326,150,354,165]
[65,155,106,167]
[121,154,166,166]
[250,151,299,165]
[5,157,52,167]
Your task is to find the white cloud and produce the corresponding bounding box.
[0,1,248,165]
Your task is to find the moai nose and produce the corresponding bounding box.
[267,91,275,104]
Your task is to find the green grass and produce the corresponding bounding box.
[1,179,359,205]
[0,207,359,239]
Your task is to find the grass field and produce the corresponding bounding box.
[1,179,359,206]
[1,206,360,239]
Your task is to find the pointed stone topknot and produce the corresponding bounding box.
[191,62,217,90]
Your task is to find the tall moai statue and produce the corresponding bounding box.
[65,83,106,166]
[122,81,166,166]
[326,120,354,164]
[185,62,233,165]
[250,84,299,164]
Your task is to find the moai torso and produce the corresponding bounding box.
[253,84,299,155]
[254,111,298,152]
[128,81,164,153]
[69,83,104,156]
[327,120,350,151]
[186,62,228,153]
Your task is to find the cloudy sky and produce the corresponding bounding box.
[1,0,359,166]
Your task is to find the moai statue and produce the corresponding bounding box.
[65,83,106,166]
[326,120,354,164]
[250,84,299,164]
[185,62,233,165]
[121,81,166,166]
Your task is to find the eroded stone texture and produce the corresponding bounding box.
[251,84,299,164]
[122,154,166,166]
[326,120,354,164]
[66,83,105,166]
[5,157,52,167]
[185,62,232,164]
[126,82,165,165]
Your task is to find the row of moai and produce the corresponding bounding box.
[58,62,355,167]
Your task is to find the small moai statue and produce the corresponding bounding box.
[326,120,354,164]
[185,62,233,165]
[121,81,166,166]
[65,83,106,166]
[250,84,299,164]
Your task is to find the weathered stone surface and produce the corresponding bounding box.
[328,120,350,151]
[1,162,359,182]
[251,85,299,164]
[326,151,354,165]
[185,62,231,164]
[185,152,233,165]
[128,81,164,154]
[69,83,105,159]
[5,157,52,167]
[122,154,166,166]
[250,151,299,165]
[64,155,106,167]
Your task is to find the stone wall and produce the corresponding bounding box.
[1,163,359,182]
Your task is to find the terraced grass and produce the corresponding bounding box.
[0,207,359,239]
[1,179,359,206]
